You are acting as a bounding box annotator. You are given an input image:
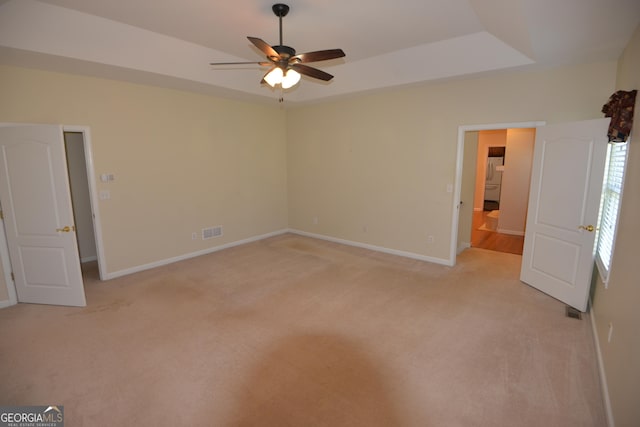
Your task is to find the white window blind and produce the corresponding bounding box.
[595,142,628,284]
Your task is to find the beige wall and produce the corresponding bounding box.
[592,24,640,427]
[288,61,617,262]
[499,128,535,234]
[0,66,288,275]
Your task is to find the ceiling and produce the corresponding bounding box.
[1,0,639,105]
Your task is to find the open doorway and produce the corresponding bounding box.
[470,129,535,255]
[64,131,101,282]
[452,122,543,263]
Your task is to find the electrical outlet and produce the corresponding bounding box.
[427,235,435,243]
[100,173,115,182]
[313,216,318,225]
[191,232,198,240]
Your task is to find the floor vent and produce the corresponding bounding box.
[566,306,582,320]
[202,226,223,240]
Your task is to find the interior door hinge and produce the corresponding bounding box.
[0,210,3,220]
[11,272,14,281]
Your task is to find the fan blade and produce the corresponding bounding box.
[292,49,345,63]
[247,36,280,60]
[291,64,334,81]
[210,61,272,66]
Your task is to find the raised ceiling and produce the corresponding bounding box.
[1,0,639,105]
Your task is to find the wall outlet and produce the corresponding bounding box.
[313,216,318,225]
[427,235,435,243]
[191,232,198,240]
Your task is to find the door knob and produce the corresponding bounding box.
[56,225,75,232]
[578,225,595,232]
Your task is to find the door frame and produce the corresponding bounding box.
[450,121,545,266]
[0,124,106,307]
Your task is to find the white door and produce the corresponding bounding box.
[0,125,86,306]
[520,118,609,311]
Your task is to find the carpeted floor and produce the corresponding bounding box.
[0,233,605,426]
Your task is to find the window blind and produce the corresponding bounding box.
[595,142,628,284]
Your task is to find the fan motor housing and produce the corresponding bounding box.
[272,4,290,17]
[273,45,296,59]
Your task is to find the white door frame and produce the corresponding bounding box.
[0,124,107,307]
[449,121,546,266]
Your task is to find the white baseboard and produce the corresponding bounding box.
[288,229,452,266]
[497,228,525,236]
[104,229,289,280]
[0,298,16,309]
[589,302,615,427]
[457,242,471,254]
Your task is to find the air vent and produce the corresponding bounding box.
[202,226,223,240]
[566,306,582,320]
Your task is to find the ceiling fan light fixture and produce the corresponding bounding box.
[210,3,345,93]
[281,69,301,89]
[264,67,301,89]
[264,67,284,87]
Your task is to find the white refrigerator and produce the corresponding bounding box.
[484,156,504,202]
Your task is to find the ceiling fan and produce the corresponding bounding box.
[209,3,345,90]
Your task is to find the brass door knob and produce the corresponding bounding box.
[56,226,75,232]
[578,225,595,232]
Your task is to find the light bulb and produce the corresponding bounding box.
[264,67,283,87]
[281,69,301,89]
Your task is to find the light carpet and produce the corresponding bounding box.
[0,233,605,426]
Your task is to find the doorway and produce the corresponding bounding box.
[0,125,105,307]
[469,129,535,255]
[64,132,99,266]
[451,121,544,264]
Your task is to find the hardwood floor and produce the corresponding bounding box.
[471,210,524,255]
